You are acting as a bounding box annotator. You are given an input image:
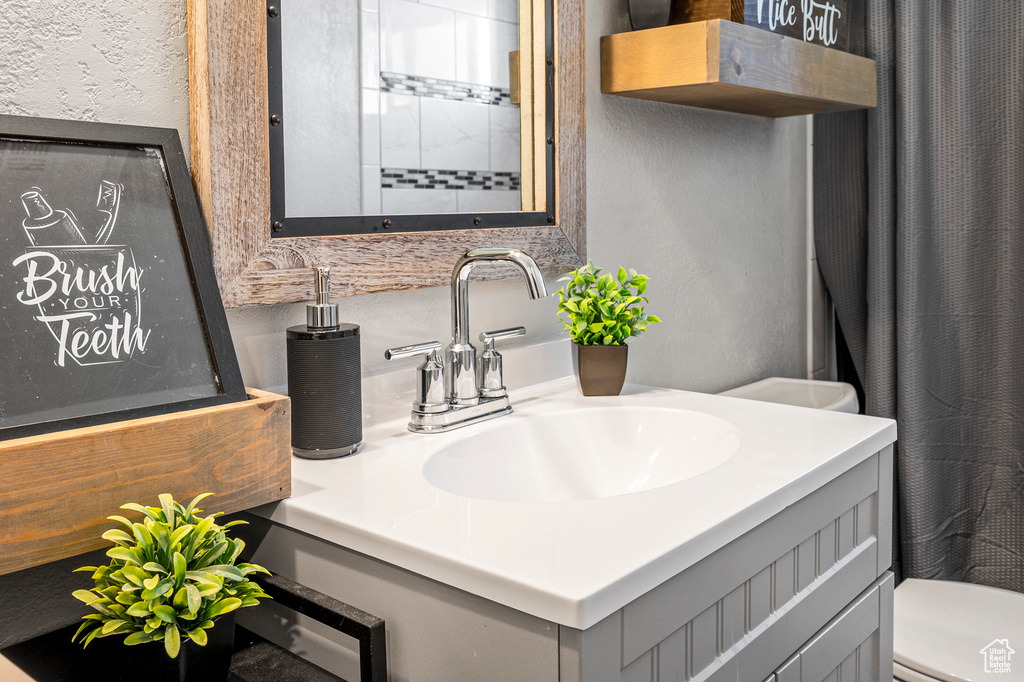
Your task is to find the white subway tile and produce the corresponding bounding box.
[361,10,380,89]
[488,0,518,23]
[455,13,518,87]
[380,93,420,168]
[382,188,458,213]
[381,0,456,80]
[422,0,488,17]
[489,105,520,172]
[420,98,489,171]
[361,89,381,165]
[456,189,520,212]
[362,165,382,214]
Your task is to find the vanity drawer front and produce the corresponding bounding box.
[620,447,892,667]
[775,572,894,682]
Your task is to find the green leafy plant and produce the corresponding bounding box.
[554,261,661,345]
[72,493,271,659]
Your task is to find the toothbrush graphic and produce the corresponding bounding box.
[92,180,123,245]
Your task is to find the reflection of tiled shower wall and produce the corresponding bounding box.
[360,0,521,215]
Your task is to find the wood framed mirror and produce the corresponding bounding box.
[186,0,584,307]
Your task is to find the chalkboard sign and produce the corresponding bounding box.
[669,1,848,51]
[744,0,847,50]
[0,115,247,440]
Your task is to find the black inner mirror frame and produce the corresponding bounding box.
[265,0,555,238]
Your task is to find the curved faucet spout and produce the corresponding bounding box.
[450,248,547,347]
[447,248,546,404]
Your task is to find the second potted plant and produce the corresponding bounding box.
[71,492,271,682]
[554,261,660,396]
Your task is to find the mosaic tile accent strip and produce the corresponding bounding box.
[381,72,514,107]
[381,168,521,191]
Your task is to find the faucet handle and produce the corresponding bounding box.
[385,342,447,413]
[477,327,525,398]
[479,326,526,349]
[384,341,442,361]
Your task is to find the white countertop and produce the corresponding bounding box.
[251,377,896,629]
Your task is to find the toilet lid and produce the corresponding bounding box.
[894,578,1024,682]
[718,378,859,413]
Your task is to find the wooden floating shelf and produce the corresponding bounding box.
[0,389,291,576]
[601,20,877,117]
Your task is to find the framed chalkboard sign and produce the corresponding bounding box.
[0,115,247,440]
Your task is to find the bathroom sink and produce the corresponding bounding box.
[422,406,742,502]
[263,365,898,629]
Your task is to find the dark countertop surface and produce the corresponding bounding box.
[1,623,343,682]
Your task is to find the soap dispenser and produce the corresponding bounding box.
[286,266,362,458]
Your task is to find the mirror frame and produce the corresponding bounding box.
[186,0,585,307]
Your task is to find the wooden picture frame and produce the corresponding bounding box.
[186,0,585,307]
[0,115,248,440]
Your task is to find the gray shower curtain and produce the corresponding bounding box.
[814,2,1024,592]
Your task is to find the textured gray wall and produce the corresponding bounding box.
[586,1,809,392]
[0,0,808,646]
[0,1,191,157]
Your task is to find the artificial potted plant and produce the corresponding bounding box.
[554,261,660,396]
[72,493,271,682]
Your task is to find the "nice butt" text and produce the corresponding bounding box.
[755,0,842,47]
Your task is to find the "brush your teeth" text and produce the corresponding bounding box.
[13,250,151,367]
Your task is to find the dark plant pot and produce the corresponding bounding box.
[82,613,235,682]
[572,343,628,396]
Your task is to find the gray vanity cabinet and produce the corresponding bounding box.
[557,445,894,682]
[240,445,894,682]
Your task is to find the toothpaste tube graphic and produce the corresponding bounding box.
[21,188,88,247]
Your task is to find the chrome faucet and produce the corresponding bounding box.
[448,248,546,404]
[385,248,547,433]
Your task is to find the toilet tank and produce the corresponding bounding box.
[719,377,859,414]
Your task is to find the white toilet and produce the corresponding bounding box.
[719,376,860,414]
[722,378,1024,682]
[893,578,1024,682]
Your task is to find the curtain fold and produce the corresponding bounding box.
[814,1,1024,592]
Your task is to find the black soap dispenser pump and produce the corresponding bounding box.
[286,266,362,458]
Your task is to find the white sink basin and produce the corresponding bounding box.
[422,406,742,502]
[264,364,898,628]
